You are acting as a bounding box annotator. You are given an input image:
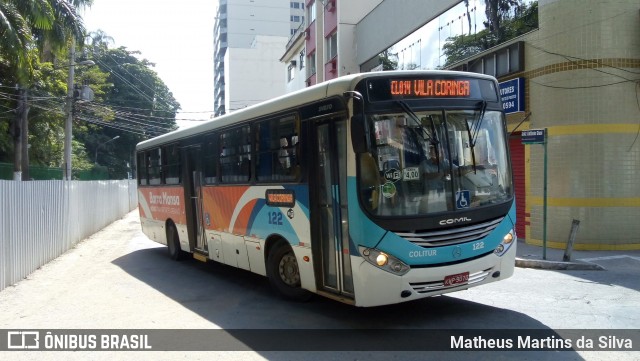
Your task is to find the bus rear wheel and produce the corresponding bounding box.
[167,223,184,261]
[267,240,312,301]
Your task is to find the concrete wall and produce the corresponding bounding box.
[226,0,290,48]
[225,35,289,112]
[522,0,640,249]
[0,180,138,291]
[354,0,459,65]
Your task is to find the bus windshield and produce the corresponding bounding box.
[358,108,512,217]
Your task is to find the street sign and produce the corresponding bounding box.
[521,129,546,144]
[499,78,525,114]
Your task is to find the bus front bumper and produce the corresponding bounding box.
[351,241,516,307]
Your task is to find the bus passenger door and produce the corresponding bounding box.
[184,145,207,255]
[310,117,354,298]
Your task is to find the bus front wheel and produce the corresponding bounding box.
[266,241,312,301]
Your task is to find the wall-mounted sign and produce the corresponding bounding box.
[499,78,524,114]
[521,129,546,144]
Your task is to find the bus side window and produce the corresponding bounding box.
[137,152,147,185]
[220,126,251,183]
[148,148,162,185]
[255,114,299,183]
[203,134,217,184]
[163,144,181,185]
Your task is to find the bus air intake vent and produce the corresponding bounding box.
[397,217,504,248]
[409,268,492,293]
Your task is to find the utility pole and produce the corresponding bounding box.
[12,87,24,181]
[64,39,76,181]
[20,88,30,180]
[12,87,30,181]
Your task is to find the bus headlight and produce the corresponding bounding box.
[360,247,410,276]
[494,230,516,257]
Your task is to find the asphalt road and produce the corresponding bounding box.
[0,210,638,361]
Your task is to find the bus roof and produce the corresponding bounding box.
[136,70,497,151]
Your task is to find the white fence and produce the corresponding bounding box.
[0,180,138,291]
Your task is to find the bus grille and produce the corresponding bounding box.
[396,217,504,248]
[409,268,492,293]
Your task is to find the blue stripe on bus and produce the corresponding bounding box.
[347,178,388,249]
[376,206,515,265]
[246,185,310,246]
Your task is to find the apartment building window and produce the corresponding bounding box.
[308,1,316,23]
[308,51,316,77]
[326,32,338,60]
[299,50,305,69]
[291,15,301,22]
[291,2,303,9]
[288,63,296,82]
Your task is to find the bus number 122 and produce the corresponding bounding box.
[268,211,283,225]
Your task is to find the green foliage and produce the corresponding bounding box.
[73,45,180,179]
[379,49,399,70]
[0,1,180,180]
[442,0,538,68]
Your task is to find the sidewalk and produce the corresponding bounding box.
[515,239,640,271]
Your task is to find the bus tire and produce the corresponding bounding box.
[167,223,184,261]
[267,240,312,301]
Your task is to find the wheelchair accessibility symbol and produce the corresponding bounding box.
[456,190,470,209]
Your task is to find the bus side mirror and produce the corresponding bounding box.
[351,114,369,153]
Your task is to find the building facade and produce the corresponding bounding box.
[281,0,640,250]
[515,0,640,250]
[440,0,640,250]
[280,0,383,92]
[214,0,301,116]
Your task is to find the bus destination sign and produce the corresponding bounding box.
[362,77,498,102]
[390,79,471,98]
[265,189,296,208]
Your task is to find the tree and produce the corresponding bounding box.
[378,48,399,71]
[442,1,538,68]
[483,0,524,44]
[1,4,181,180]
[0,0,90,179]
[72,45,179,179]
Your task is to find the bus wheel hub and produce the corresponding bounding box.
[279,254,300,286]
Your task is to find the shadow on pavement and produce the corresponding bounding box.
[112,246,585,360]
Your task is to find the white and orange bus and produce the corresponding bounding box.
[136,71,516,307]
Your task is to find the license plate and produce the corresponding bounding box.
[444,272,469,286]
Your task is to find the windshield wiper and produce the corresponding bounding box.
[395,100,438,145]
[471,100,487,147]
[463,100,487,173]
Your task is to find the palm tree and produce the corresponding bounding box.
[0,0,91,179]
[0,1,36,83]
[87,30,114,51]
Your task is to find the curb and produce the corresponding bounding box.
[515,258,605,271]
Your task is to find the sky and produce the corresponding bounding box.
[82,0,218,128]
